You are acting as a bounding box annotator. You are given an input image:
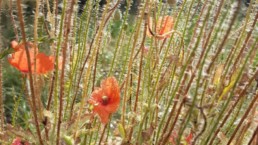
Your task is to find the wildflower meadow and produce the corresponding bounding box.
[0,0,257,144]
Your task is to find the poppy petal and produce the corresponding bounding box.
[8,41,58,74]
[105,100,120,113]
[159,16,174,37]
[8,49,36,73]
[147,16,174,39]
[101,77,120,112]
[101,77,120,100]
[35,53,55,74]
[93,105,110,124]
[11,41,39,53]
[90,87,104,103]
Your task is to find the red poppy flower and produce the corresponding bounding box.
[8,40,60,74]
[147,16,174,39]
[88,77,120,124]
[12,137,29,145]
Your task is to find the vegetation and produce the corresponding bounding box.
[0,0,257,144]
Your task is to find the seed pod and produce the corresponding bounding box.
[113,10,121,21]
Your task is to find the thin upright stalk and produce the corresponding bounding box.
[56,0,76,144]
[34,0,40,42]
[0,0,3,131]
[98,124,107,145]
[154,1,187,142]
[159,1,209,143]
[9,0,19,41]
[69,0,118,120]
[92,0,121,90]
[54,0,59,34]
[108,1,129,76]
[51,0,67,140]
[44,72,56,140]
[16,0,44,144]
[121,0,147,127]
[43,0,59,139]
[33,0,43,126]
[227,92,258,145]
[208,71,257,145]
[71,0,112,138]
[248,125,258,145]
[176,1,216,142]
[0,61,3,131]
[128,14,147,141]
[232,6,258,69]
[206,0,241,73]
[208,11,258,145]
[65,0,92,118]
[92,43,100,91]
[203,30,255,145]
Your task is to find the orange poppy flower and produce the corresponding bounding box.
[147,16,174,39]
[8,40,60,74]
[88,77,120,124]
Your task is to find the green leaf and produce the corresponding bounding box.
[219,70,239,101]
[62,135,74,145]
[118,123,126,139]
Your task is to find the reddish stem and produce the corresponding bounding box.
[16,0,44,144]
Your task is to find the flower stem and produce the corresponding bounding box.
[16,0,44,144]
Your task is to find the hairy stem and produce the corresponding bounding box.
[16,0,44,144]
